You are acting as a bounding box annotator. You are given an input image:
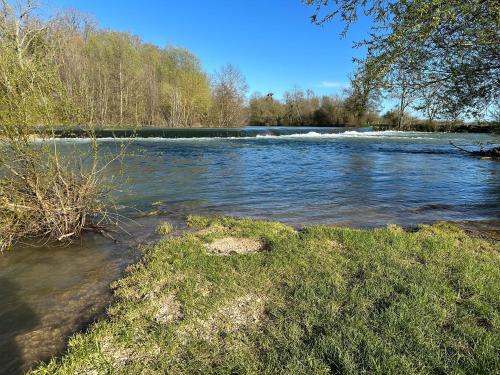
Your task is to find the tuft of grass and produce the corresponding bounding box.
[155,222,173,235]
[32,217,500,374]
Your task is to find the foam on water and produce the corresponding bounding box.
[256,130,432,140]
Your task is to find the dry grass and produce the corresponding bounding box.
[205,237,265,255]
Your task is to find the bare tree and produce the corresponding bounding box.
[210,64,248,128]
[0,1,125,251]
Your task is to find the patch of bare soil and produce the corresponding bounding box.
[101,337,134,368]
[99,336,161,371]
[154,294,184,323]
[179,294,267,344]
[218,294,266,330]
[205,237,264,255]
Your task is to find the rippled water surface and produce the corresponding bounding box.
[114,127,500,226]
[1,127,499,374]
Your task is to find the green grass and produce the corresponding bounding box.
[155,222,174,235]
[32,217,500,374]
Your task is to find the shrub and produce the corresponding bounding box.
[0,136,123,251]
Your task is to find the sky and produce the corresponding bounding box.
[46,0,374,101]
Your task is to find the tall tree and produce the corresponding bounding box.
[210,64,249,127]
[306,0,500,119]
[0,0,71,129]
[249,92,284,126]
[160,48,211,127]
[343,73,381,125]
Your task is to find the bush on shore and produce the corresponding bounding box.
[0,137,121,251]
[32,217,500,374]
[0,1,124,251]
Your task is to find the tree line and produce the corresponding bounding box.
[0,2,249,129]
[0,0,400,130]
[0,1,380,130]
[249,87,380,127]
[1,0,497,130]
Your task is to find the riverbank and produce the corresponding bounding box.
[32,216,499,374]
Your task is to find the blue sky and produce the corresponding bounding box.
[47,0,373,100]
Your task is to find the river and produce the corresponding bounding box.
[1,127,499,374]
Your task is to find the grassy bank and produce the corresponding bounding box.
[32,217,499,374]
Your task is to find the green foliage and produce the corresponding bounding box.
[249,93,284,126]
[210,64,249,127]
[155,222,173,235]
[249,85,380,127]
[306,0,500,121]
[0,1,215,128]
[0,2,126,251]
[32,217,500,374]
[57,26,212,127]
[342,73,381,125]
[0,0,73,128]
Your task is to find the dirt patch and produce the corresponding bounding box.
[179,294,267,343]
[100,336,135,368]
[154,294,184,323]
[326,239,343,249]
[205,237,264,255]
[218,294,266,330]
[98,336,161,371]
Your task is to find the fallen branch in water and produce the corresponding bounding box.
[450,142,500,158]
[84,223,120,243]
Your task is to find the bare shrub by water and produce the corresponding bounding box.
[0,134,124,251]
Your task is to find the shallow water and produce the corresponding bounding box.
[1,127,499,374]
[0,234,143,374]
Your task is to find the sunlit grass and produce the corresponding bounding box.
[33,217,500,374]
[155,222,174,235]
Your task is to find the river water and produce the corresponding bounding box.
[1,127,499,373]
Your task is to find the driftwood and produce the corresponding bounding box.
[450,142,500,158]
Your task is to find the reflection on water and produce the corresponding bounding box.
[1,127,499,373]
[116,128,500,227]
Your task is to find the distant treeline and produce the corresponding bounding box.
[373,121,500,133]
[0,6,249,128]
[1,2,497,131]
[1,3,381,129]
[248,91,379,127]
[248,91,499,132]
